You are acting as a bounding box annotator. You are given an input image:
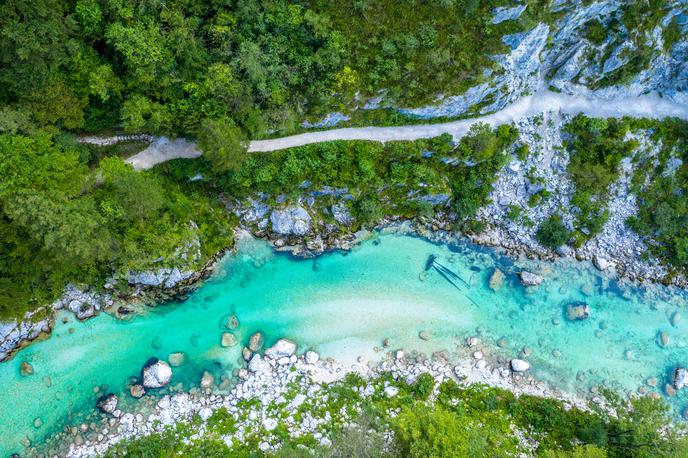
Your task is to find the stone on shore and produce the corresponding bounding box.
[304,351,320,364]
[168,352,187,367]
[20,361,34,376]
[141,358,172,388]
[510,359,530,372]
[221,333,238,348]
[566,302,590,321]
[519,271,543,286]
[674,367,687,390]
[200,371,215,389]
[129,384,145,399]
[265,339,297,359]
[593,255,615,271]
[96,394,118,414]
[248,332,265,352]
[489,268,505,291]
[248,354,270,374]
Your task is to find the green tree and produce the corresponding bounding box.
[197,117,248,172]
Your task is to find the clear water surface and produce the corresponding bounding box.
[1,232,687,455]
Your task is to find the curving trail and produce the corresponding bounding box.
[123,89,688,169]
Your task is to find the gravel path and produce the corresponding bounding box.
[248,90,688,152]
[119,89,688,169]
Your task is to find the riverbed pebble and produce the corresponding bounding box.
[248,332,265,352]
[221,333,238,348]
[168,352,187,367]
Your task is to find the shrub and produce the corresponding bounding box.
[536,214,571,249]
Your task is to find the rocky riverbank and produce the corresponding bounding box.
[36,333,590,458]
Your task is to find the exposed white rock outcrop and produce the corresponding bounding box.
[270,206,311,236]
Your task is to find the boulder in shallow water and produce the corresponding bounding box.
[674,368,688,390]
[242,347,252,361]
[658,331,670,348]
[418,331,431,341]
[519,271,543,286]
[221,333,238,347]
[129,384,145,398]
[141,358,172,388]
[510,359,530,372]
[489,268,505,291]
[566,302,590,321]
[20,361,34,376]
[96,394,118,414]
[671,312,681,327]
[226,314,239,330]
[265,339,297,359]
[168,352,187,367]
[200,371,215,389]
[248,332,265,352]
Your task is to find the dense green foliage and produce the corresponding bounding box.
[536,214,571,249]
[627,118,688,271]
[0,0,547,143]
[222,123,517,227]
[0,134,232,318]
[104,375,688,458]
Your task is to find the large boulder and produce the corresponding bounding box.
[265,339,297,359]
[519,271,543,286]
[510,359,530,372]
[200,371,215,389]
[593,255,615,271]
[566,302,590,321]
[270,206,311,236]
[248,354,271,374]
[489,268,505,291]
[248,332,265,352]
[674,368,688,390]
[141,358,172,388]
[96,393,118,414]
[304,351,320,365]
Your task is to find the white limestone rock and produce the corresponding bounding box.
[270,206,311,236]
[141,358,172,388]
[305,351,320,364]
[510,359,531,372]
[265,339,297,359]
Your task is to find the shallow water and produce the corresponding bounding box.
[2,232,688,455]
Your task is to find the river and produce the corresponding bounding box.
[2,230,687,455]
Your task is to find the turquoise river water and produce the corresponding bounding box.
[1,232,688,455]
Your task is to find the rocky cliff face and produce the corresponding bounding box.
[380,0,687,121]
